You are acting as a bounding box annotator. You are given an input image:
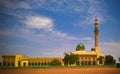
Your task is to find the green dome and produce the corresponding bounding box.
[76,43,85,51]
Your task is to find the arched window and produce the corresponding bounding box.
[88,61,91,65]
[93,61,96,65]
[7,63,10,66]
[44,62,46,66]
[85,61,87,65]
[18,61,20,67]
[38,62,40,66]
[35,62,37,66]
[28,62,31,66]
[41,62,43,66]
[0,62,1,66]
[81,61,84,65]
[3,62,6,66]
[32,62,34,66]
[23,62,26,66]
[12,62,14,66]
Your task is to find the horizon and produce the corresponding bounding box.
[0,0,120,62]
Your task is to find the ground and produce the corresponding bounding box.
[0,67,120,74]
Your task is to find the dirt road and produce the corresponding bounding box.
[0,67,120,74]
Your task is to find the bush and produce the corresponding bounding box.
[50,59,61,66]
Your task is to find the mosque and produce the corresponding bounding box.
[67,19,104,65]
[0,19,104,67]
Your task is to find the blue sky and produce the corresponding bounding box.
[0,0,120,61]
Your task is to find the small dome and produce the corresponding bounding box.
[91,48,95,51]
[76,43,85,51]
[95,19,98,21]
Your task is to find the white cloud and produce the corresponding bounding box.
[23,15,92,41]
[0,0,31,9]
[0,0,107,26]
[18,1,31,9]
[74,0,107,27]
[0,0,103,47]
[0,0,32,18]
[26,0,88,14]
[0,0,14,9]
[23,15,67,38]
[49,29,92,40]
[24,15,54,30]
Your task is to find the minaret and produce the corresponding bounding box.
[94,19,99,49]
[94,19,105,65]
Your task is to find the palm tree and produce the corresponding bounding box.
[63,53,79,66]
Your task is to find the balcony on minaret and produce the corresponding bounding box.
[94,27,99,33]
[94,19,98,27]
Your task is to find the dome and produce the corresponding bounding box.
[95,19,98,21]
[91,48,95,51]
[76,43,85,51]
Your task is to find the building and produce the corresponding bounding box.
[67,19,104,66]
[1,54,28,67]
[27,57,63,67]
[1,54,63,67]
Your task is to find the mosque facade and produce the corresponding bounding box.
[0,19,104,67]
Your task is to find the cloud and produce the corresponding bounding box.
[0,0,31,9]
[73,0,107,27]
[18,1,31,9]
[23,15,92,41]
[23,15,75,39]
[24,15,54,30]
[49,29,92,40]
[0,0,108,26]
[0,0,32,18]
[87,0,106,22]
[0,0,15,9]
[0,0,105,45]
[30,0,87,14]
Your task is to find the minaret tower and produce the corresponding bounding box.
[94,19,104,65]
[94,19,99,50]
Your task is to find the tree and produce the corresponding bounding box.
[50,59,61,66]
[63,53,79,66]
[105,55,116,65]
[63,53,69,66]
